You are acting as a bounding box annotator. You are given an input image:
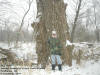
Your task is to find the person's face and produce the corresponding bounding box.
[52,33,57,38]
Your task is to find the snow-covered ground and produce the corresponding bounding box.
[16,60,100,75]
[0,42,36,58]
[0,42,100,75]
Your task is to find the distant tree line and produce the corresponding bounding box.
[0,29,33,42]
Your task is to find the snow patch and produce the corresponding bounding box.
[66,40,73,46]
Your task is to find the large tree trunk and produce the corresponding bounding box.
[32,0,71,67]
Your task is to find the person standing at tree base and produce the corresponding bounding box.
[48,30,62,71]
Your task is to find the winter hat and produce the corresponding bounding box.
[52,30,56,34]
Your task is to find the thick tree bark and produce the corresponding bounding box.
[32,0,71,67]
[66,45,74,66]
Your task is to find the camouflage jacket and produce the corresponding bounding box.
[48,37,62,55]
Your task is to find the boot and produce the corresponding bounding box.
[58,64,62,71]
[52,64,55,70]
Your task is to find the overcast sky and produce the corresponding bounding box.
[0,0,99,32]
[0,0,37,32]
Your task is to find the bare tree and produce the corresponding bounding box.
[19,0,33,31]
[71,0,82,42]
[92,0,100,42]
[14,0,34,45]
